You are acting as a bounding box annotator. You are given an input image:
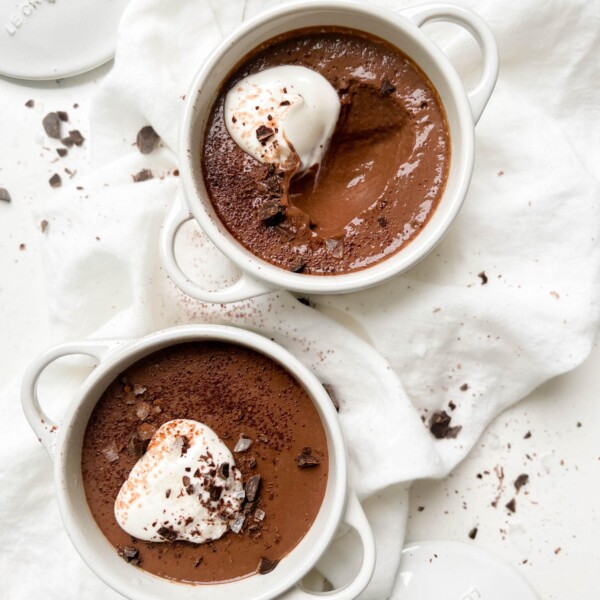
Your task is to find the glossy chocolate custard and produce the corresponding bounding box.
[202,28,450,274]
[81,342,329,583]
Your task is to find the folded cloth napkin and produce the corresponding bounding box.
[1,0,599,598]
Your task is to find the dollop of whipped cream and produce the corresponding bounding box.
[224,65,341,172]
[115,419,244,544]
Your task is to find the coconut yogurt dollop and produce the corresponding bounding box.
[114,419,244,544]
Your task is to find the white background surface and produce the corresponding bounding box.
[1,63,598,600]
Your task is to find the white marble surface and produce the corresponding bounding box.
[1,64,598,600]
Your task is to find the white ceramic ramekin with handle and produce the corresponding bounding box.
[21,325,375,600]
[160,0,498,304]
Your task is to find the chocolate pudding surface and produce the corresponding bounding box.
[81,342,329,583]
[202,27,450,274]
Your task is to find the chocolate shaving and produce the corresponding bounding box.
[25,99,34,108]
[57,111,69,122]
[136,125,160,155]
[68,129,85,146]
[295,447,321,469]
[245,475,262,503]
[380,79,396,96]
[524,431,531,439]
[61,136,74,148]
[429,411,462,439]
[117,546,141,566]
[514,474,529,493]
[259,200,286,227]
[210,485,223,501]
[468,527,478,540]
[49,174,62,188]
[132,169,153,183]
[460,383,469,391]
[280,100,291,106]
[0,188,11,203]
[56,148,68,158]
[478,271,488,285]
[323,384,340,411]
[127,431,148,458]
[258,557,279,575]
[42,112,61,138]
[505,498,516,513]
[40,219,49,233]
[156,526,178,542]
[256,125,275,142]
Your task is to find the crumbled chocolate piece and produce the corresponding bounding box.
[514,474,529,493]
[234,436,253,452]
[295,447,320,469]
[57,111,69,122]
[210,485,223,501]
[230,514,245,534]
[259,200,286,227]
[25,99,34,108]
[56,148,68,158]
[417,506,425,512]
[40,219,49,233]
[524,431,532,439]
[49,173,62,188]
[323,384,340,412]
[127,431,148,458]
[255,509,266,521]
[132,169,153,183]
[157,526,178,542]
[460,383,469,391]
[245,475,262,503]
[102,441,119,463]
[138,422,157,440]
[380,79,396,96]
[165,489,171,498]
[0,188,11,203]
[429,411,462,439]
[135,402,151,421]
[258,557,279,575]
[478,271,488,285]
[19,243,26,251]
[117,546,141,565]
[219,462,230,479]
[325,238,344,259]
[448,400,456,411]
[61,136,74,148]
[377,216,388,228]
[180,435,190,455]
[468,527,478,540]
[256,125,275,142]
[505,498,516,513]
[280,100,291,106]
[193,556,204,568]
[133,384,146,396]
[69,129,85,146]
[289,257,306,273]
[64,167,76,179]
[136,125,160,154]
[42,112,61,138]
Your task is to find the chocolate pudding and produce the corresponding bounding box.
[81,342,329,583]
[202,27,450,274]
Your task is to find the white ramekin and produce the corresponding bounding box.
[22,324,375,600]
[160,0,498,303]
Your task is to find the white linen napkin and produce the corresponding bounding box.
[1,0,599,598]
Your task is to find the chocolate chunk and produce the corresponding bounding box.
[323,384,340,411]
[117,546,141,565]
[136,125,160,155]
[49,174,62,188]
[245,475,262,503]
[325,238,344,259]
[61,136,74,148]
[429,411,462,439]
[126,431,148,458]
[289,257,306,273]
[468,527,478,540]
[42,112,61,138]
[132,169,153,183]
[259,200,286,227]
[524,430,532,439]
[180,435,190,455]
[380,79,396,96]
[256,125,275,142]
[182,476,191,488]
[69,129,85,146]
[56,148,68,158]
[478,271,488,285]
[0,188,11,203]
[57,111,69,122]
[448,400,456,411]
[137,422,157,440]
[102,441,119,463]
[505,498,516,513]
[460,383,469,391]
[280,100,291,106]
[210,485,223,501]
[25,99,34,108]
[295,448,320,469]
[258,557,279,575]
[514,474,529,493]
[157,526,178,542]
[219,462,230,479]
[234,436,252,452]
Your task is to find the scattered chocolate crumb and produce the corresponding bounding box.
[256,125,274,142]
[49,173,62,188]
[524,431,532,439]
[40,219,48,233]
[156,526,178,542]
[377,216,388,227]
[19,243,26,251]
[498,170,504,176]
[57,111,69,122]
[259,200,286,226]
[295,447,320,469]
[245,475,262,502]
[577,421,582,428]
[25,99,34,108]
[448,400,456,411]
[126,432,148,458]
[165,489,171,498]
[417,506,425,512]
[56,148,68,158]
[325,238,344,259]
[468,527,478,540]
[478,271,488,285]
[64,167,76,179]
[42,113,61,138]
[61,136,74,148]
[132,169,153,183]
[554,547,561,555]
[117,546,141,566]
[173,169,179,176]
[380,78,396,96]
[505,498,516,513]
[514,474,529,492]
[69,129,85,146]
[289,257,306,273]
[460,383,469,391]
[73,103,79,109]
[429,411,462,439]
[0,188,11,203]
[280,100,291,106]
[138,422,156,440]
[323,384,340,411]
[136,125,160,154]
[258,557,279,575]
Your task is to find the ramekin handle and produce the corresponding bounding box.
[21,340,121,459]
[159,193,274,304]
[281,489,376,599]
[397,3,499,123]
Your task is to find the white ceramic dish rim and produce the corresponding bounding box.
[21,324,375,600]
[160,0,499,303]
